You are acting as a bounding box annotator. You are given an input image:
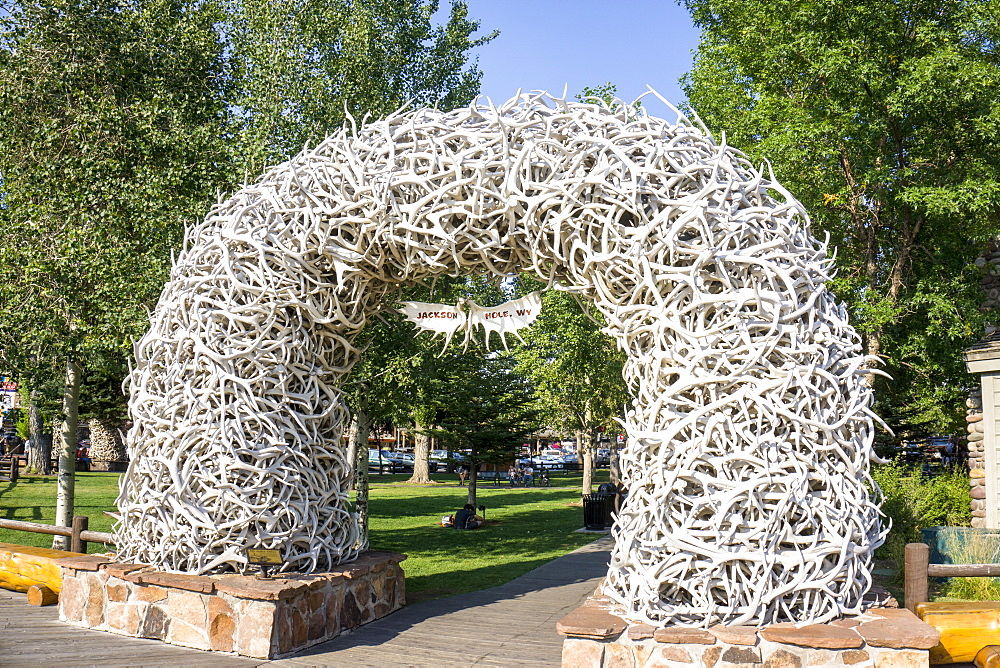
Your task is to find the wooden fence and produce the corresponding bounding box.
[0,516,115,554]
[904,542,1000,611]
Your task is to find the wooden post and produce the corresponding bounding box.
[70,515,88,554]
[905,542,930,612]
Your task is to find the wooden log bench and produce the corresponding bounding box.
[0,542,85,596]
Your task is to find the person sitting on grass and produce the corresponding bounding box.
[454,503,482,530]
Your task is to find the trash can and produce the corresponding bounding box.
[583,493,615,530]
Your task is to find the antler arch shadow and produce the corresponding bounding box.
[117,92,885,627]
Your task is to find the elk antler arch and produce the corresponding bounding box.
[116,92,886,627]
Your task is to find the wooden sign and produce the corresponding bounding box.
[399,291,542,351]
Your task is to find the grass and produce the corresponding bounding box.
[0,470,609,602]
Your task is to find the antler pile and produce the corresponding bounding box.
[117,91,885,626]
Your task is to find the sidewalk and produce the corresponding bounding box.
[267,534,613,667]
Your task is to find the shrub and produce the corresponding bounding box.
[871,461,971,585]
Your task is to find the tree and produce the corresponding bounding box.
[512,284,627,494]
[224,0,497,179]
[680,0,1000,436]
[0,0,232,541]
[425,354,539,506]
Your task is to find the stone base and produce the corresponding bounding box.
[56,550,406,660]
[558,589,941,667]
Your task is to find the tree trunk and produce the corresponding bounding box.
[26,389,52,475]
[581,430,595,497]
[467,461,478,506]
[350,394,370,550]
[609,435,622,486]
[408,428,433,484]
[53,357,81,550]
[345,414,359,486]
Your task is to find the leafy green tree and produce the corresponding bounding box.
[0,0,232,539]
[424,354,539,506]
[680,0,1000,435]
[512,283,627,493]
[224,0,497,178]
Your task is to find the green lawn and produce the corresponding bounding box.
[0,470,608,602]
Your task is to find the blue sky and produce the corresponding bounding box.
[462,0,703,118]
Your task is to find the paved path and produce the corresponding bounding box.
[268,535,613,667]
[0,535,612,667]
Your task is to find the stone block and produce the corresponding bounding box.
[104,600,125,631]
[168,618,211,651]
[84,574,106,627]
[627,623,656,640]
[653,627,716,644]
[308,611,326,642]
[340,589,362,631]
[652,644,692,664]
[723,645,762,663]
[208,596,236,653]
[702,645,722,667]
[139,604,169,640]
[59,576,84,622]
[760,623,863,649]
[134,585,168,603]
[290,605,308,649]
[710,623,758,645]
[325,587,342,636]
[842,648,871,665]
[762,648,803,667]
[604,642,636,667]
[236,600,276,659]
[557,604,628,640]
[167,589,207,629]
[631,641,656,666]
[213,575,308,601]
[561,637,604,667]
[106,582,128,603]
[970,468,986,478]
[103,563,149,579]
[55,554,113,572]
[874,648,929,667]
[972,486,987,499]
[124,601,146,636]
[137,572,215,594]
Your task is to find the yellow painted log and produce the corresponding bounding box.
[918,602,1000,664]
[0,542,84,594]
[26,584,58,606]
[976,645,1000,668]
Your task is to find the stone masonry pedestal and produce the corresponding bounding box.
[557,588,940,667]
[56,550,406,660]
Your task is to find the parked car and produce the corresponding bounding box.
[394,452,438,472]
[596,448,610,466]
[430,449,468,463]
[368,449,412,473]
[530,454,564,470]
